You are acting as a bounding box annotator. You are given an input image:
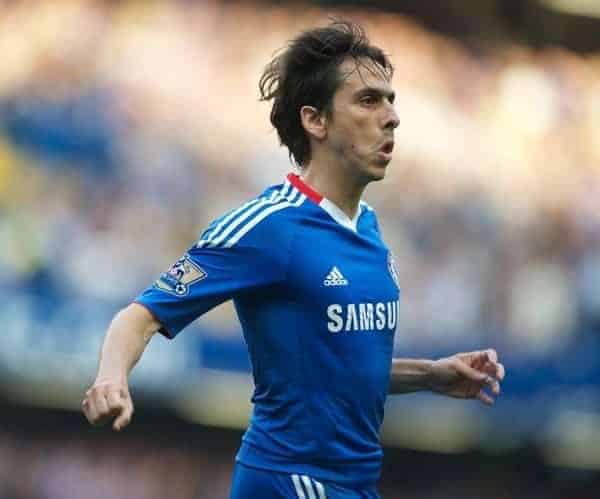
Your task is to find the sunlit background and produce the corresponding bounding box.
[1,0,600,497]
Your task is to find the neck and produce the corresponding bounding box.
[300,157,366,220]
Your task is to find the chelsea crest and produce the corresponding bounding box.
[387,251,400,289]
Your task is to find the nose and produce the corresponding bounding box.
[383,105,399,131]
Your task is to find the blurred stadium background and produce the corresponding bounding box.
[1,0,600,497]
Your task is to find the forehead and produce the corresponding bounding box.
[336,57,393,95]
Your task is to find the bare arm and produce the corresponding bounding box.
[82,303,161,430]
[389,350,505,406]
[96,303,159,381]
[388,358,435,394]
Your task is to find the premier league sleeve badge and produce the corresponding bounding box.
[154,255,207,296]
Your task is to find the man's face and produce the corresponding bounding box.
[324,57,399,182]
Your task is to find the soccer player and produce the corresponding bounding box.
[82,20,505,499]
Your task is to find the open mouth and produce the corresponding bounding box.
[380,141,394,154]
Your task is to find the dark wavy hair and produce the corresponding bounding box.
[259,20,393,167]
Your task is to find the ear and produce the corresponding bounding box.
[300,105,327,140]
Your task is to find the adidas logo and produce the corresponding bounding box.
[323,266,348,286]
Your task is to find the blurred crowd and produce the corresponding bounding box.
[2,426,592,499]
[1,0,600,364]
[0,429,230,499]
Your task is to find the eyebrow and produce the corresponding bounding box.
[355,86,395,102]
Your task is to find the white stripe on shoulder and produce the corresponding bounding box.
[301,475,317,499]
[197,180,291,247]
[199,199,262,247]
[207,187,292,247]
[223,190,305,248]
[313,479,326,499]
[292,474,306,499]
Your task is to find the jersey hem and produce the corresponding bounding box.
[235,441,381,489]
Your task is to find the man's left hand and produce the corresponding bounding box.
[427,349,505,406]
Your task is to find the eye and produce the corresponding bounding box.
[360,94,378,106]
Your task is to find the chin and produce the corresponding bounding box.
[370,172,386,182]
[360,170,386,184]
[365,162,389,181]
[352,157,389,183]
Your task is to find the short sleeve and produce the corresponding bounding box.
[135,211,291,338]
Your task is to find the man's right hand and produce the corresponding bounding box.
[82,379,134,431]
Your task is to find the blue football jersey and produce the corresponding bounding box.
[135,174,400,487]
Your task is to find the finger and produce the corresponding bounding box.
[113,401,133,431]
[476,389,494,406]
[482,361,505,383]
[92,390,108,419]
[89,390,110,426]
[480,373,500,395]
[126,396,135,419]
[469,353,485,370]
[113,389,134,431]
[496,363,505,381]
[453,359,488,383]
[466,350,494,370]
[84,397,100,424]
[106,389,125,416]
[486,349,498,364]
[81,397,94,424]
[489,378,501,396]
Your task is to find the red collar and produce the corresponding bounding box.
[287,173,323,204]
